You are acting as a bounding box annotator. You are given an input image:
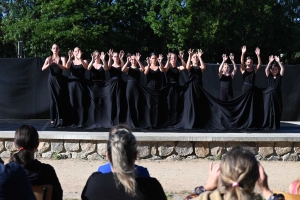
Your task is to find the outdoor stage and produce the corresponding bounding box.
[0,119,300,161]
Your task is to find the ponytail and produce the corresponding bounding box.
[107,125,137,196]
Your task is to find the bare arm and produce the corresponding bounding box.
[198,49,206,72]
[230,53,237,78]
[158,54,164,72]
[164,53,171,72]
[275,56,285,76]
[240,45,246,74]
[178,51,186,70]
[121,56,130,74]
[218,54,227,78]
[42,57,51,71]
[265,55,274,77]
[254,47,261,73]
[119,50,125,67]
[87,54,95,71]
[136,52,145,72]
[186,49,193,72]
[107,49,113,69]
[66,50,74,69]
[100,52,108,71]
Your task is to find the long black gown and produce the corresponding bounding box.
[85,67,111,128]
[175,66,210,129]
[262,74,283,130]
[144,68,163,128]
[219,75,233,101]
[48,60,64,127]
[108,66,126,125]
[242,69,255,93]
[66,63,89,127]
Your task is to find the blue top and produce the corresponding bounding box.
[0,162,36,200]
[98,163,150,178]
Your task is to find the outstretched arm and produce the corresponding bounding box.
[218,54,227,78]
[265,55,274,77]
[254,47,261,73]
[274,55,285,76]
[198,49,206,72]
[186,49,193,72]
[240,45,246,73]
[230,53,237,78]
[107,49,113,69]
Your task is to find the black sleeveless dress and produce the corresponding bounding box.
[262,74,283,130]
[219,75,233,101]
[108,66,126,125]
[66,63,88,127]
[85,66,111,128]
[242,69,255,93]
[48,60,64,127]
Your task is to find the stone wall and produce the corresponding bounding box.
[1,139,300,161]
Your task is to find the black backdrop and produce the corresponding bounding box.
[0,57,299,120]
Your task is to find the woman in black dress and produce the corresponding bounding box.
[143,53,164,128]
[263,55,285,130]
[176,49,208,129]
[107,49,126,125]
[42,44,66,127]
[162,51,186,126]
[218,53,237,101]
[86,51,111,128]
[121,53,145,128]
[240,45,262,93]
[65,47,88,128]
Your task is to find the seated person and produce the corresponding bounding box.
[289,176,300,194]
[98,163,150,177]
[82,124,166,200]
[0,161,36,199]
[9,124,63,200]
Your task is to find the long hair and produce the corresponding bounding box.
[107,124,137,196]
[219,147,259,200]
[9,124,39,168]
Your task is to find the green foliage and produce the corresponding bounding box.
[1,0,300,63]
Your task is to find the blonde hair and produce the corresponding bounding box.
[219,147,259,200]
[107,124,137,196]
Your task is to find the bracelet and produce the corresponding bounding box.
[194,186,206,195]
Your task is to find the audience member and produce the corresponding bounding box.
[9,124,63,200]
[289,176,300,195]
[81,124,166,200]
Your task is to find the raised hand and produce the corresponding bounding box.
[68,50,74,60]
[107,49,113,58]
[229,53,234,61]
[241,45,246,53]
[100,52,106,60]
[269,55,274,63]
[158,54,164,63]
[119,50,125,59]
[255,47,260,56]
[77,50,82,59]
[91,53,95,62]
[222,54,228,61]
[166,53,171,61]
[197,49,204,58]
[178,51,184,60]
[188,49,194,57]
[136,52,141,61]
[274,55,280,62]
[145,57,150,65]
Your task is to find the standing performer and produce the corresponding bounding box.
[121,53,145,128]
[143,53,164,128]
[42,44,66,127]
[85,51,110,128]
[240,45,261,93]
[175,49,209,129]
[107,49,126,125]
[65,47,88,128]
[163,51,186,126]
[218,53,237,101]
[263,55,284,130]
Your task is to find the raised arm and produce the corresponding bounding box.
[77,50,88,69]
[178,51,186,70]
[186,49,193,72]
[107,49,113,69]
[158,54,164,72]
[230,53,237,78]
[136,52,145,72]
[265,55,274,77]
[240,45,246,73]
[66,50,74,69]
[198,49,206,72]
[60,57,67,70]
[119,50,125,67]
[218,54,227,78]
[164,53,171,72]
[254,47,261,73]
[144,57,150,75]
[42,56,52,71]
[274,55,285,76]
[121,54,131,74]
[87,53,95,71]
[100,52,108,71]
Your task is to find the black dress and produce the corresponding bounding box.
[219,75,233,101]
[242,69,255,93]
[144,68,163,128]
[262,74,283,130]
[175,66,210,129]
[85,67,111,128]
[81,172,167,200]
[48,60,64,127]
[125,67,142,128]
[66,63,89,127]
[108,66,126,125]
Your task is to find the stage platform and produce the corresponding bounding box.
[0,119,300,142]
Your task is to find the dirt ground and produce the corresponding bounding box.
[3,158,299,199]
